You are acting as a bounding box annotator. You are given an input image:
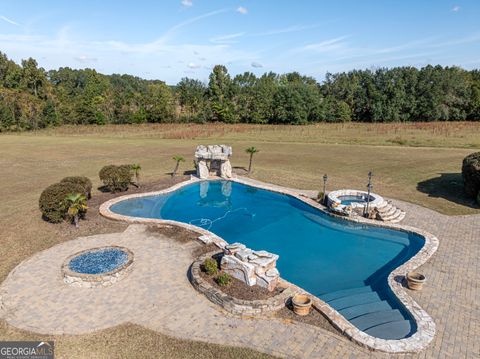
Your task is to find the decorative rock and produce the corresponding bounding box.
[248,255,278,270]
[225,243,246,253]
[194,144,233,179]
[220,160,233,178]
[197,160,209,179]
[257,272,279,291]
[234,248,254,262]
[221,255,257,286]
[198,235,213,244]
[221,244,280,292]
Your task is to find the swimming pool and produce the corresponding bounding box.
[110,180,425,340]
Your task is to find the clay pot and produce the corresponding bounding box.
[406,272,426,290]
[292,294,312,316]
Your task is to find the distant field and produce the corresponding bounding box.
[24,121,480,148]
[0,121,479,357]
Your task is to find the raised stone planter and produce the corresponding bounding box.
[190,251,295,316]
[62,246,134,288]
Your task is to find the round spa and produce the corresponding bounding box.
[62,246,134,288]
[327,189,384,216]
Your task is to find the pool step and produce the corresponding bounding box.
[339,300,392,320]
[364,319,413,340]
[375,201,405,223]
[350,309,405,330]
[328,292,382,310]
[321,286,373,302]
[322,286,412,340]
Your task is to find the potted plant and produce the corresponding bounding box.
[406,272,426,290]
[291,294,312,316]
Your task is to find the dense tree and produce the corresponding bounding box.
[175,77,207,122]
[0,51,479,131]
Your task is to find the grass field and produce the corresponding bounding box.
[0,122,479,358]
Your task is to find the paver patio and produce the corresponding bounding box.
[0,196,478,358]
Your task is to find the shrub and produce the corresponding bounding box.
[99,165,133,192]
[215,273,232,287]
[202,258,218,275]
[39,182,85,223]
[462,152,480,198]
[60,176,93,198]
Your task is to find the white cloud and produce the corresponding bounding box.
[181,0,193,7]
[188,62,201,69]
[160,9,228,43]
[452,5,460,12]
[237,6,248,15]
[251,61,263,68]
[302,36,349,53]
[253,24,320,37]
[210,32,245,44]
[75,55,98,63]
[0,15,20,26]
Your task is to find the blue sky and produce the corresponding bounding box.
[0,0,479,84]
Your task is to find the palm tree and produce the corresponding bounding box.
[172,155,185,177]
[64,193,88,228]
[245,147,259,174]
[131,163,141,185]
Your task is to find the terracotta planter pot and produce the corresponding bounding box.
[406,272,426,290]
[292,294,312,316]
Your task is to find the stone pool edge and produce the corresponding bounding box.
[99,176,438,354]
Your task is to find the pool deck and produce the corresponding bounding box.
[0,179,478,358]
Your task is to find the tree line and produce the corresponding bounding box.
[0,51,479,131]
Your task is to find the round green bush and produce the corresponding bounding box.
[462,152,480,198]
[202,258,218,275]
[39,182,85,223]
[60,176,93,198]
[99,165,133,192]
[215,273,232,287]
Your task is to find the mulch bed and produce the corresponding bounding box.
[146,225,200,244]
[199,253,282,301]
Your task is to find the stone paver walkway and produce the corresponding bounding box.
[0,199,479,358]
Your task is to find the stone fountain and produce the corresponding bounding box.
[195,145,233,179]
[221,243,280,291]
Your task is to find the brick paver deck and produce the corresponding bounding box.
[0,199,478,358]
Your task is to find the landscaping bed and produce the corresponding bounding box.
[199,253,283,301]
[190,251,294,316]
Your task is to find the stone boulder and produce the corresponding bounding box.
[222,244,280,291]
[194,144,233,179]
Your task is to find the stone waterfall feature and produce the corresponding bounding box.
[195,145,233,179]
[221,243,280,291]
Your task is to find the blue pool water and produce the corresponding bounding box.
[338,195,369,205]
[111,181,424,339]
[69,248,128,275]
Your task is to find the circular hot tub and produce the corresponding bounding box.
[62,246,134,288]
[327,189,384,216]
